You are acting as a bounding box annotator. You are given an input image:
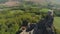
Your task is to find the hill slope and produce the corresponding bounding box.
[0,0,60,4]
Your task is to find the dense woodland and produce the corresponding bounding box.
[0,1,60,34]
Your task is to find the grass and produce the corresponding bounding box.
[54,17,60,34]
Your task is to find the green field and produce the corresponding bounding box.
[54,17,60,34]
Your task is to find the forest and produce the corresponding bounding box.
[0,0,60,34]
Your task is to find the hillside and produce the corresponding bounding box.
[0,0,60,4]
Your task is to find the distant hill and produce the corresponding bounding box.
[0,0,8,3]
[0,0,60,4]
[0,0,60,6]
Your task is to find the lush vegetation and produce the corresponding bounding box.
[0,1,60,34]
[0,10,41,34]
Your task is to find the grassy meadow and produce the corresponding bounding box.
[54,17,60,34]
